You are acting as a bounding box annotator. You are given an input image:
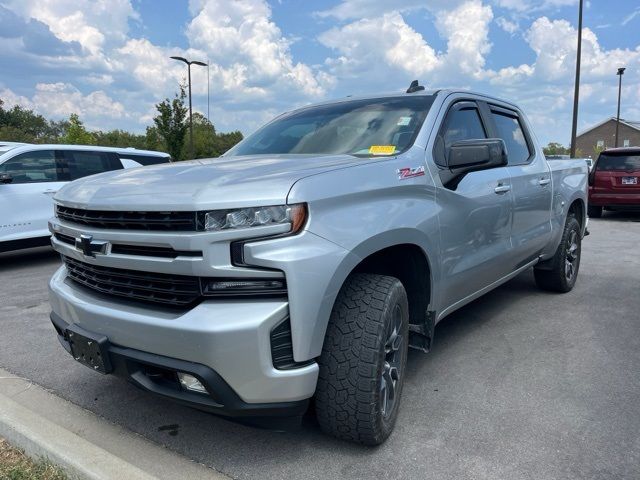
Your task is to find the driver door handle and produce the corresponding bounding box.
[494,184,511,194]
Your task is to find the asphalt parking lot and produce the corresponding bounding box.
[1,212,639,480]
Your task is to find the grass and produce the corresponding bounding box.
[0,438,67,480]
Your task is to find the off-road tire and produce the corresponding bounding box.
[588,205,603,218]
[534,215,582,293]
[315,273,409,445]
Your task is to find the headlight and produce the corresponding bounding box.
[203,203,307,233]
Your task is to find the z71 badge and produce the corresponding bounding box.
[397,166,425,180]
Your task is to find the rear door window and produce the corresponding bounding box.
[0,150,59,184]
[596,154,640,171]
[63,151,122,180]
[490,110,531,165]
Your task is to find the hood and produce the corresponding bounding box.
[55,154,363,210]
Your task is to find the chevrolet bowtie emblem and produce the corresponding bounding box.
[75,234,108,257]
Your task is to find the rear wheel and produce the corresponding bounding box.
[534,215,582,293]
[315,273,409,445]
[588,205,602,218]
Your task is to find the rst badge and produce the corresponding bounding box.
[397,166,425,180]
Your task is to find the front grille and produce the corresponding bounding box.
[63,256,201,307]
[56,206,197,231]
[110,244,202,258]
[54,233,201,259]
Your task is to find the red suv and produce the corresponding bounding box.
[588,147,640,217]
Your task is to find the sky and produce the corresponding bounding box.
[0,0,639,146]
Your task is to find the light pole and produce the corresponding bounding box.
[569,0,583,158]
[615,67,626,148]
[170,56,208,160]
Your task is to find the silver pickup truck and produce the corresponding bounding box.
[48,84,588,445]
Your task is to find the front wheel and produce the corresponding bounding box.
[315,273,409,445]
[534,215,582,293]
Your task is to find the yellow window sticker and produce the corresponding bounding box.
[369,145,396,155]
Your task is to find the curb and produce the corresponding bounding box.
[0,369,229,480]
[0,389,155,480]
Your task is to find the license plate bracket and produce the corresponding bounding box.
[65,324,112,374]
[622,176,637,185]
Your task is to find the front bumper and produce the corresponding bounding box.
[50,312,309,418]
[48,266,319,408]
[589,192,640,206]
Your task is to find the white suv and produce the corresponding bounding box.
[0,144,170,252]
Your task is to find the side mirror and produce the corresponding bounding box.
[440,138,508,189]
[0,173,13,184]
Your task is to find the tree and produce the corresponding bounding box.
[60,113,95,145]
[144,126,165,152]
[153,86,188,160]
[93,129,147,149]
[213,130,243,156]
[0,98,65,143]
[543,142,570,156]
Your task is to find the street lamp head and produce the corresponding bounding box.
[617,67,626,76]
[191,60,208,67]
[170,56,188,64]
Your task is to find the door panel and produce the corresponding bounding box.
[508,158,552,265]
[433,100,514,308]
[488,107,552,265]
[438,168,513,307]
[0,150,65,242]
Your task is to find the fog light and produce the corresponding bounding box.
[177,373,208,394]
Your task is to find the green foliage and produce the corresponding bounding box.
[0,98,67,143]
[0,93,243,159]
[60,113,95,145]
[92,129,147,149]
[180,113,244,159]
[542,142,570,156]
[153,86,188,160]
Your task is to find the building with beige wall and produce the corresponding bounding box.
[576,118,640,158]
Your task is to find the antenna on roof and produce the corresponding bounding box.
[406,80,425,93]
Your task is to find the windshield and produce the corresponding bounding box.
[597,153,640,172]
[226,96,435,157]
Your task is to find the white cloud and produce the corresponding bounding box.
[319,13,439,78]
[496,16,519,34]
[186,0,330,97]
[2,83,126,125]
[2,0,137,54]
[622,9,640,26]
[438,1,494,78]
[320,1,493,82]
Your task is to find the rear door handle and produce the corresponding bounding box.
[43,189,58,196]
[538,178,551,186]
[494,184,511,194]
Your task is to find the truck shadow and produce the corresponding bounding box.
[596,211,640,222]
[0,246,59,271]
[404,269,538,381]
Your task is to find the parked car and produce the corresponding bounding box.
[588,147,640,217]
[0,141,29,154]
[47,85,588,445]
[0,145,170,253]
[584,158,594,171]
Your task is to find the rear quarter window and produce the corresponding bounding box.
[63,151,122,180]
[118,154,170,166]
